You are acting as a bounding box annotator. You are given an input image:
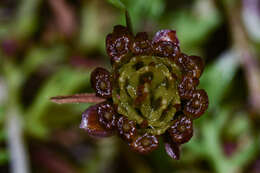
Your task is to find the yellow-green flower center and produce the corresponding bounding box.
[112,56,181,135]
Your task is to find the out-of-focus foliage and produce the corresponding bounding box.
[0,0,260,173]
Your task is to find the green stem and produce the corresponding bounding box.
[125,10,133,35]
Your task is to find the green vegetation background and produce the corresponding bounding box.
[1,0,260,172]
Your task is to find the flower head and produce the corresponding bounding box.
[77,25,208,159]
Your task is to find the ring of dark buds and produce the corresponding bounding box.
[80,25,209,160]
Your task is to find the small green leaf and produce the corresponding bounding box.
[0,150,9,165]
[108,0,126,10]
[12,0,42,39]
[22,44,68,76]
[200,50,240,110]
[25,67,91,138]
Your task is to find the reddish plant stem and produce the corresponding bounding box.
[48,0,77,37]
[226,2,260,114]
[50,93,105,104]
